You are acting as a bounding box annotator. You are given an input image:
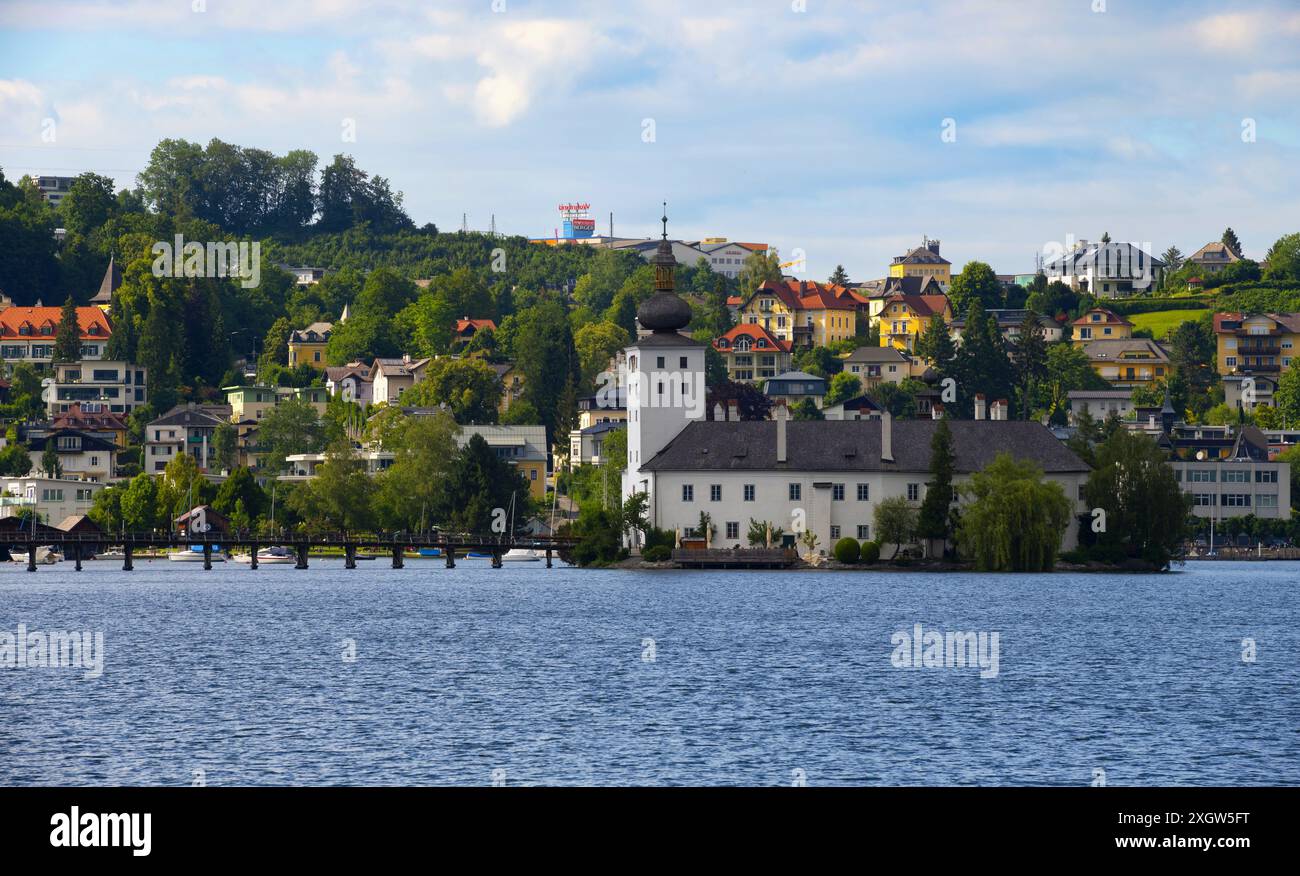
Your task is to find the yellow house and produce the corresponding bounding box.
[488,361,526,416]
[879,294,953,354]
[1082,339,1170,387]
[737,280,858,348]
[889,237,951,283]
[288,322,333,370]
[1071,308,1132,346]
[1214,312,1300,376]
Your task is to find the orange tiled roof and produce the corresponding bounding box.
[713,322,793,353]
[753,279,859,311]
[454,318,497,333]
[0,306,111,339]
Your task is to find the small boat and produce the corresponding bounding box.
[168,546,226,562]
[502,548,541,562]
[95,548,126,561]
[417,547,442,558]
[467,551,494,559]
[10,546,61,564]
[232,546,294,565]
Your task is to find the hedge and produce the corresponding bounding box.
[860,541,881,563]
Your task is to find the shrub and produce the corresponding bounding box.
[860,541,881,563]
[833,537,861,563]
[642,545,672,562]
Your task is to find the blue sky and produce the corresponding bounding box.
[2,0,1298,280]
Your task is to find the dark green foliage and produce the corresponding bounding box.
[859,541,881,563]
[833,537,861,563]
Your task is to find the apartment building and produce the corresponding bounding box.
[46,360,147,416]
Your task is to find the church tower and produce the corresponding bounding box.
[623,206,706,511]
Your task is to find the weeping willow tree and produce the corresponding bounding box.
[956,453,1072,571]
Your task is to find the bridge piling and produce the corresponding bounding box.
[27,545,36,572]
[250,541,258,569]
[545,548,552,568]
[123,546,133,571]
[73,545,82,572]
[391,546,403,569]
[295,544,308,569]
[491,551,503,569]
[203,542,213,570]
[445,548,455,569]
[345,544,357,569]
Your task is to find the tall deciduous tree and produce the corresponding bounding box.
[1084,429,1191,569]
[956,453,1072,571]
[948,261,1003,314]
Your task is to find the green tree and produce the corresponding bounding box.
[948,261,1003,314]
[737,248,783,297]
[1277,365,1300,425]
[915,418,956,551]
[120,472,159,532]
[0,443,32,476]
[956,453,1072,571]
[403,357,501,424]
[40,444,62,478]
[53,296,82,362]
[212,421,239,473]
[288,438,377,531]
[791,398,824,420]
[258,396,324,473]
[433,432,532,533]
[1011,311,1048,418]
[1263,233,1300,284]
[1221,227,1243,258]
[825,371,862,406]
[213,466,268,523]
[915,313,956,374]
[1084,429,1191,569]
[574,320,630,387]
[828,264,850,286]
[373,410,459,530]
[874,496,917,559]
[58,172,118,237]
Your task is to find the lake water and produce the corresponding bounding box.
[1,558,1296,786]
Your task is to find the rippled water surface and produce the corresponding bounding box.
[1,558,1296,786]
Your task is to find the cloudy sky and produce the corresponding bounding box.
[2,0,1298,279]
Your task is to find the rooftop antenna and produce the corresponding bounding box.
[609,211,613,238]
[661,201,668,240]
[490,214,496,238]
[461,213,468,233]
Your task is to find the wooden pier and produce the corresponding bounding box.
[0,529,576,573]
[671,548,796,569]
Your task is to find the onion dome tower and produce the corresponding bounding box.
[636,206,692,334]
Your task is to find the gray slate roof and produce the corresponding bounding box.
[640,419,1090,474]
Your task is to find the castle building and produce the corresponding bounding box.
[621,210,1091,555]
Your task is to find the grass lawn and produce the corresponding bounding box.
[1129,309,1208,339]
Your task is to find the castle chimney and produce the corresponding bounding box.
[927,239,940,256]
[931,402,944,421]
[775,404,788,463]
[728,400,739,422]
[713,403,724,421]
[880,410,894,462]
[974,394,986,421]
[992,398,1008,421]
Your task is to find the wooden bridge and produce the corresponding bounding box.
[0,530,577,572]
